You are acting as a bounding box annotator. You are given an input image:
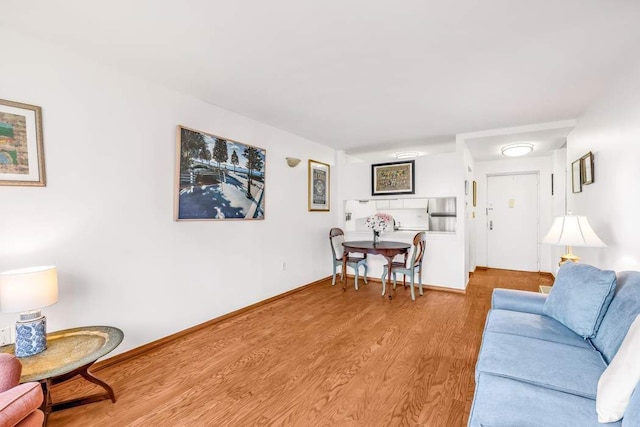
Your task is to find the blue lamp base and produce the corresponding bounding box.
[15,311,47,358]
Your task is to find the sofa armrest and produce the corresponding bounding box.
[0,382,43,427]
[491,288,547,315]
[0,354,21,393]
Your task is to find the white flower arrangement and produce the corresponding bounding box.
[365,213,394,233]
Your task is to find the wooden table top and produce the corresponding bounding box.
[0,326,124,383]
[342,240,411,257]
[342,240,410,250]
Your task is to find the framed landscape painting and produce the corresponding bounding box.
[0,99,46,186]
[371,160,415,196]
[174,125,266,220]
[308,159,330,211]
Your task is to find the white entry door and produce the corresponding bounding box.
[487,173,539,272]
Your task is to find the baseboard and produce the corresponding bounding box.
[91,276,331,372]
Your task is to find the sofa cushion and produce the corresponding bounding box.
[543,263,616,338]
[592,271,640,363]
[597,314,640,423]
[622,385,640,427]
[485,309,592,349]
[476,331,606,399]
[469,372,621,427]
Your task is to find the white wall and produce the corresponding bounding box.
[548,148,568,275]
[566,57,640,272]
[474,155,555,272]
[0,28,337,355]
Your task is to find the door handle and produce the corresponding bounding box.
[489,220,493,230]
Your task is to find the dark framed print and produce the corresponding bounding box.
[174,125,266,220]
[308,159,330,211]
[572,158,582,193]
[0,99,46,186]
[371,160,415,196]
[581,151,594,185]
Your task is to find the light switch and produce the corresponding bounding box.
[509,199,515,208]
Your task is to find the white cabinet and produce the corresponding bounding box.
[375,200,390,209]
[389,199,404,209]
[402,198,429,209]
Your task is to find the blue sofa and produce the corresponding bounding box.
[469,269,640,426]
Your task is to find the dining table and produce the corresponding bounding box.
[341,240,411,299]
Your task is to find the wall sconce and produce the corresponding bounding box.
[286,157,301,168]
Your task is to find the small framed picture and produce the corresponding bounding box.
[0,99,46,186]
[581,151,594,185]
[308,159,330,211]
[371,160,415,196]
[472,180,477,207]
[572,158,582,193]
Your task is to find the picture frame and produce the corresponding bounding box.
[0,99,46,186]
[308,159,330,211]
[571,158,582,193]
[371,160,415,196]
[581,151,594,185]
[174,125,266,221]
[472,180,477,207]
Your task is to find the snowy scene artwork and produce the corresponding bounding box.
[175,126,266,220]
[308,159,330,212]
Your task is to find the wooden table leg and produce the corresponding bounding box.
[46,363,117,413]
[40,379,52,427]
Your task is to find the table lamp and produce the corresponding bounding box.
[543,214,607,266]
[0,266,59,357]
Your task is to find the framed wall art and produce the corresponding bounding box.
[580,151,594,185]
[571,158,582,193]
[371,160,415,196]
[174,125,266,220]
[308,159,330,211]
[0,99,46,186]
[472,180,477,207]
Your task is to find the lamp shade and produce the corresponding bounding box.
[0,266,59,313]
[543,215,607,247]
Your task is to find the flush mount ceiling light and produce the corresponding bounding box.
[395,151,420,159]
[501,143,534,157]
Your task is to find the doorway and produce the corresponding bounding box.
[486,173,539,272]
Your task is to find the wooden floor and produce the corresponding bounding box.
[49,269,552,426]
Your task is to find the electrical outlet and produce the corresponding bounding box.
[281,261,286,271]
[0,326,11,346]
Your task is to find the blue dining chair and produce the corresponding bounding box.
[329,228,368,290]
[381,231,426,300]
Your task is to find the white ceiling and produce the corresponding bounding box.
[463,121,575,162]
[2,1,640,159]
